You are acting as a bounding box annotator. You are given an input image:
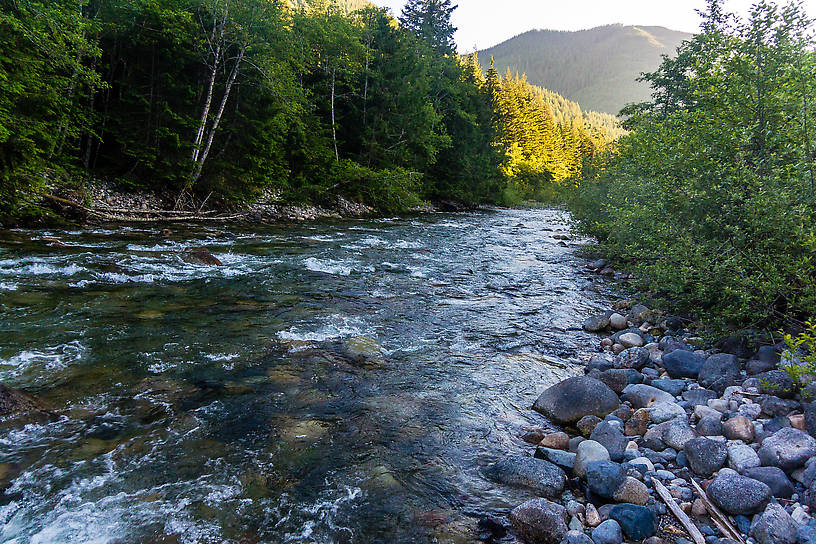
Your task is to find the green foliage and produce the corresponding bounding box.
[782,321,816,391]
[569,0,816,331]
[399,0,456,55]
[0,0,618,222]
[0,0,100,220]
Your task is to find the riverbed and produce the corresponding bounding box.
[0,208,610,543]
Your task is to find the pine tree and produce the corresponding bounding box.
[400,0,457,55]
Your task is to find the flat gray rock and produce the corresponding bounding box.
[533,376,620,425]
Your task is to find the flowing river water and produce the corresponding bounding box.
[0,208,612,544]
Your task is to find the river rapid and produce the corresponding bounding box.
[0,208,611,544]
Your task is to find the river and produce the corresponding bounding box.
[0,208,610,543]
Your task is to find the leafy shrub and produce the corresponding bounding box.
[568,0,816,331]
[782,322,816,391]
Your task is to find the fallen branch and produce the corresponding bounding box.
[40,193,247,223]
[653,479,705,544]
[690,479,745,544]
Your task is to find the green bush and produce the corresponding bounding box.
[568,0,816,331]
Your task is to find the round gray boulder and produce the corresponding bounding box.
[757,428,816,472]
[483,455,566,497]
[707,474,771,515]
[684,437,728,477]
[533,377,620,425]
[662,350,705,378]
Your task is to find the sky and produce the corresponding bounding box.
[369,0,816,52]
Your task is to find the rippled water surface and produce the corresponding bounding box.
[0,209,610,543]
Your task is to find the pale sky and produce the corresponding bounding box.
[370,0,816,52]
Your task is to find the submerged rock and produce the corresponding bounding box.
[533,377,620,425]
[584,315,611,333]
[0,384,48,416]
[182,247,223,266]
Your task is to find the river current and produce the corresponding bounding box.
[0,208,610,543]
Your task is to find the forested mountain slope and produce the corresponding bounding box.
[479,25,692,114]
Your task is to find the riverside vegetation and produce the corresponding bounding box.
[5,0,816,543]
[0,0,618,223]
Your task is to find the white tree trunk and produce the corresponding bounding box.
[190,46,245,186]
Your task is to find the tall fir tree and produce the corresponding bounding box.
[400,0,457,55]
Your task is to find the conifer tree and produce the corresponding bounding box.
[400,0,457,54]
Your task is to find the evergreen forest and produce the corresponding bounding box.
[0,0,619,222]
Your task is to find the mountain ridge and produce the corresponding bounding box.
[478,24,693,114]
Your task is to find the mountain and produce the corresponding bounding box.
[288,0,372,12]
[478,24,692,115]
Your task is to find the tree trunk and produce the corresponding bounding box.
[331,68,339,162]
[190,45,245,187]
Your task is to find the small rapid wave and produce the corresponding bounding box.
[303,257,373,276]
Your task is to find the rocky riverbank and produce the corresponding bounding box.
[36,182,377,225]
[486,262,816,544]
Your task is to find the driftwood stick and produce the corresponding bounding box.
[95,207,219,216]
[690,479,746,544]
[653,479,706,544]
[40,193,246,223]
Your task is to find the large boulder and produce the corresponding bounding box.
[622,384,676,409]
[483,455,566,497]
[684,437,728,477]
[510,499,568,544]
[590,421,627,462]
[707,474,772,515]
[609,504,656,541]
[757,428,816,472]
[533,377,620,425]
[751,503,799,544]
[699,354,741,393]
[662,350,705,379]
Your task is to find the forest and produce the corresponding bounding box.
[0,0,618,222]
[569,0,816,332]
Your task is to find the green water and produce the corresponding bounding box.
[0,208,609,543]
